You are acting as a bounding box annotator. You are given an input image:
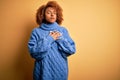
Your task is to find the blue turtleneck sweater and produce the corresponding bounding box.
[28,22,76,80]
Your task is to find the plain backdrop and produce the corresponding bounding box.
[0,0,120,80]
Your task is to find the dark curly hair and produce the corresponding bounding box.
[36,1,63,25]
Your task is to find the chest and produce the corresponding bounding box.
[38,29,64,38]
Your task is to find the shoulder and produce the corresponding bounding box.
[30,27,42,38]
[32,27,40,33]
[59,26,69,33]
[30,27,42,40]
[31,26,43,34]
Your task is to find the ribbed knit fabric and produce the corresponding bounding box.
[28,22,76,80]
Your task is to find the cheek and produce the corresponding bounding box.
[45,14,49,17]
[54,15,57,19]
[45,14,50,19]
[55,15,57,17]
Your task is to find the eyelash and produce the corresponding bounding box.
[47,12,56,14]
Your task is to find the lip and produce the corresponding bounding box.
[50,17,55,19]
[50,18,54,19]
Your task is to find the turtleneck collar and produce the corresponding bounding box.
[40,22,59,31]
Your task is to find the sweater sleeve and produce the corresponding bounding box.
[56,28,76,56]
[28,29,54,60]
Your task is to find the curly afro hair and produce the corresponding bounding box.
[36,1,63,25]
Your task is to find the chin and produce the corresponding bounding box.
[45,20,56,24]
[49,21,56,23]
[46,21,55,24]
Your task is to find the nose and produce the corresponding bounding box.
[51,14,53,16]
[51,13,54,16]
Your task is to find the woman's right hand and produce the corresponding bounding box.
[49,31,62,40]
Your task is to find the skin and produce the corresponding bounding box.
[45,7,57,24]
[49,31,61,40]
[45,7,62,40]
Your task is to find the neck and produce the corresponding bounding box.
[45,22,54,24]
[40,22,59,31]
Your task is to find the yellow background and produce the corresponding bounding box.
[0,0,120,80]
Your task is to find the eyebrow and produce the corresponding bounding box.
[47,9,56,12]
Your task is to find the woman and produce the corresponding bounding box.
[28,1,76,80]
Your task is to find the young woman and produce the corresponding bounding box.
[28,1,76,80]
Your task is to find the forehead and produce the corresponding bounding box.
[45,7,56,12]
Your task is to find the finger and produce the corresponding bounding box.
[51,32,58,36]
[57,32,61,36]
[51,32,60,38]
[49,32,52,36]
[54,31,60,35]
[49,32,54,35]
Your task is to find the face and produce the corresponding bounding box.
[45,7,57,23]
